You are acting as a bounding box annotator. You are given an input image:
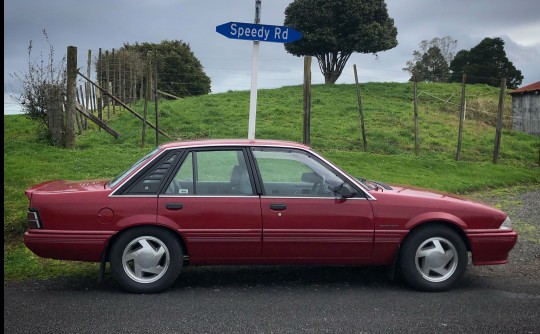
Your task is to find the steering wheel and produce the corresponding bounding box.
[312,176,333,196]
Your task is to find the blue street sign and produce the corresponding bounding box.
[216,22,302,43]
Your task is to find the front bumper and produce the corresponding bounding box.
[466,229,518,265]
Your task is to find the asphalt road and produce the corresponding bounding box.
[4,264,540,334]
[5,188,539,333]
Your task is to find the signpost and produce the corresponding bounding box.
[216,1,302,139]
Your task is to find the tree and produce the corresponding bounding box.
[100,40,211,98]
[407,46,450,82]
[284,0,398,84]
[449,37,523,89]
[403,36,457,81]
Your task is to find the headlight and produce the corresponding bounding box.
[499,217,512,230]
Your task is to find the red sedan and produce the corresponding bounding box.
[24,139,517,293]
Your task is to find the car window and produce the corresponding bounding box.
[127,153,178,194]
[108,147,160,188]
[165,150,254,196]
[253,149,346,197]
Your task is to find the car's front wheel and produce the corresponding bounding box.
[399,225,467,292]
[110,227,183,293]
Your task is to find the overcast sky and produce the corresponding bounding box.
[4,0,540,114]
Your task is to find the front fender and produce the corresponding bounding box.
[404,212,467,230]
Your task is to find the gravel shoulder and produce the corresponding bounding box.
[466,184,540,279]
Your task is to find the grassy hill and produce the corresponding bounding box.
[4,82,540,239]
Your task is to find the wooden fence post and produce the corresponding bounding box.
[45,84,64,146]
[455,73,466,161]
[112,48,116,114]
[354,64,368,152]
[413,79,419,156]
[90,84,96,116]
[74,86,83,134]
[105,50,110,118]
[122,51,126,104]
[130,54,134,106]
[142,60,151,147]
[84,49,91,129]
[139,63,144,102]
[65,46,77,149]
[154,63,159,146]
[493,78,506,164]
[303,56,312,146]
[97,48,103,121]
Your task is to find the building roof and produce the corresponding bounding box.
[509,81,540,95]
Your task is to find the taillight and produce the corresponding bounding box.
[27,209,42,229]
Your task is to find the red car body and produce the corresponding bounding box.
[24,139,517,293]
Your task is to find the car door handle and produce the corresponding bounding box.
[270,203,287,211]
[165,203,183,210]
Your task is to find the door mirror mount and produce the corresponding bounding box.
[333,182,356,198]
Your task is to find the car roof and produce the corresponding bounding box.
[159,139,312,151]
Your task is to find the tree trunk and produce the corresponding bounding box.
[324,71,342,84]
[316,51,352,84]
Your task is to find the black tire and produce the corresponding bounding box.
[110,227,183,293]
[399,225,467,292]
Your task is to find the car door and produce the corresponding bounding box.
[157,148,262,263]
[252,147,374,262]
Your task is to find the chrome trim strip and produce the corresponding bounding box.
[261,196,368,200]
[159,195,259,198]
[114,194,368,200]
[111,194,259,198]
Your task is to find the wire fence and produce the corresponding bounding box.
[5,46,540,163]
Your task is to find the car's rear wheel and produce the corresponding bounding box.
[399,225,467,292]
[110,227,182,293]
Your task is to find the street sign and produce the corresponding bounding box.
[216,22,302,43]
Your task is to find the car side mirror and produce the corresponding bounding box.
[333,182,356,198]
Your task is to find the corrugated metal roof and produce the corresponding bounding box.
[509,81,540,94]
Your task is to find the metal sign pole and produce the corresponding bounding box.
[215,1,302,140]
[248,0,261,140]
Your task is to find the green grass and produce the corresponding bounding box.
[4,243,100,281]
[4,82,539,281]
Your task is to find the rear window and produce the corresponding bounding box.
[108,147,160,188]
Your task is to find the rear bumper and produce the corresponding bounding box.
[466,229,518,265]
[24,229,115,262]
